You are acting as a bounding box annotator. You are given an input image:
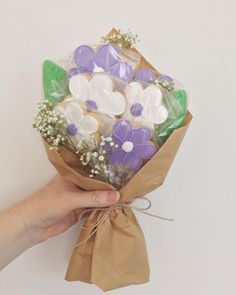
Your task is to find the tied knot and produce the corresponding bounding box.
[75,197,174,248]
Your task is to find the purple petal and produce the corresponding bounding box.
[73,45,95,73]
[94,44,120,71]
[135,68,156,82]
[113,120,132,142]
[123,152,143,172]
[109,149,125,166]
[133,144,157,160]
[67,67,80,79]
[104,136,122,152]
[158,75,173,83]
[110,61,133,82]
[112,136,122,147]
[131,128,152,145]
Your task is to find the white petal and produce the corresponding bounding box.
[98,91,126,116]
[125,82,144,104]
[78,115,98,134]
[66,102,84,125]
[89,73,113,98]
[109,91,126,115]
[143,85,163,108]
[89,73,126,116]
[69,74,89,101]
[143,104,168,124]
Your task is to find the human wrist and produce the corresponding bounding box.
[0,204,35,270]
[13,192,48,246]
[5,190,46,249]
[5,203,36,249]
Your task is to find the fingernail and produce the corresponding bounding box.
[107,191,120,203]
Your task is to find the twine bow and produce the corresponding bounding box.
[75,197,174,248]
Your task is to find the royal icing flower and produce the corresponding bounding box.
[123,82,168,128]
[54,100,98,139]
[68,44,133,82]
[107,120,157,172]
[69,73,126,116]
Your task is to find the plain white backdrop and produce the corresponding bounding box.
[0,0,236,294]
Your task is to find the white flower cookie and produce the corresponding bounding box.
[123,82,168,129]
[69,73,126,116]
[54,99,98,144]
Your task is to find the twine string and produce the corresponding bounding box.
[75,197,174,248]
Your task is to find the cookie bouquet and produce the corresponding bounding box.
[33,28,192,291]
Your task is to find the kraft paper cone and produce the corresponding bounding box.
[42,28,192,291]
[44,112,191,290]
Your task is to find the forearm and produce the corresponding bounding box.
[0,203,35,271]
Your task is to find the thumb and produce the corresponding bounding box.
[65,190,120,210]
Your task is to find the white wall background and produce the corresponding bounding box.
[0,0,235,294]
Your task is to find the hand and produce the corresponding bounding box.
[0,175,119,270]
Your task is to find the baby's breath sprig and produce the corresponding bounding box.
[33,100,78,153]
[79,135,118,182]
[33,100,67,150]
[101,29,139,49]
[76,135,97,154]
[158,80,175,92]
[148,79,175,92]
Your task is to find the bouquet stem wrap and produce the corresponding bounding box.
[43,113,191,291]
[43,29,192,291]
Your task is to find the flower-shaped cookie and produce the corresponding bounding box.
[123,82,168,128]
[69,73,126,116]
[54,100,98,139]
[68,44,133,82]
[108,120,157,172]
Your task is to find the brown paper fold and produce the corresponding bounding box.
[43,28,192,291]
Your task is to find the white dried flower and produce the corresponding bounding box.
[32,100,66,150]
[105,137,112,142]
[98,155,105,161]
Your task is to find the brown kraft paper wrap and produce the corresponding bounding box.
[43,28,192,291]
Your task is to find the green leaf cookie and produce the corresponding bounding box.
[172,90,188,119]
[43,60,69,104]
[155,89,188,144]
